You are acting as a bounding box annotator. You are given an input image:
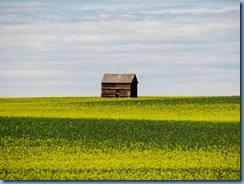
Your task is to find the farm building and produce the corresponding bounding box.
[101,73,138,98]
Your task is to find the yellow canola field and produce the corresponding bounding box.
[0,96,240,180]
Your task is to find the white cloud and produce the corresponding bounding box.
[139,6,239,15]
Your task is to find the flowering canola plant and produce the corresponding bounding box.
[0,96,240,180]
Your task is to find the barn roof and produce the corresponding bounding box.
[102,73,138,83]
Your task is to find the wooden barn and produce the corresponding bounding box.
[101,73,138,98]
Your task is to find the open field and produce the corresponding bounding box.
[0,96,240,180]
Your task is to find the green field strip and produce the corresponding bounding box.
[0,117,240,150]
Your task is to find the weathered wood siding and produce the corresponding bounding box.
[101,89,116,97]
[101,83,132,98]
[101,89,131,97]
[102,83,130,88]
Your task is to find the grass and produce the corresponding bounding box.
[0,96,240,180]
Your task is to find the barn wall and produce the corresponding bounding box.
[102,83,131,88]
[101,82,137,98]
[102,83,116,87]
[101,89,116,97]
[119,89,130,97]
[115,84,131,88]
[101,89,131,97]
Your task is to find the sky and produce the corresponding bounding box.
[0,0,240,97]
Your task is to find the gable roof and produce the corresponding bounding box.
[102,73,138,83]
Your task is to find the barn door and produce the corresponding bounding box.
[116,90,119,98]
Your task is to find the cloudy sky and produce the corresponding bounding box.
[0,0,240,97]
